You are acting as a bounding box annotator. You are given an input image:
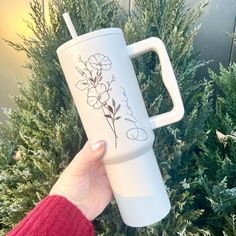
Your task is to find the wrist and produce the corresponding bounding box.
[49,191,92,221]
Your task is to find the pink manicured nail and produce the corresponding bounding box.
[91,140,105,151]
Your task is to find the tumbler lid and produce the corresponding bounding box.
[56,28,123,55]
[104,149,171,227]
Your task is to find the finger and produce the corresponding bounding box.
[66,140,106,175]
[80,140,106,161]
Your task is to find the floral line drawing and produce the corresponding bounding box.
[121,86,148,141]
[75,53,121,148]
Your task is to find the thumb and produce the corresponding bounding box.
[79,140,106,162]
[66,140,106,174]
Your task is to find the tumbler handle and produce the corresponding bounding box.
[127,37,184,129]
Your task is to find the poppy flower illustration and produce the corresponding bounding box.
[87,83,110,109]
[75,54,122,148]
[89,53,112,71]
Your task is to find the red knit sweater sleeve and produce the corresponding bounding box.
[7,195,94,236]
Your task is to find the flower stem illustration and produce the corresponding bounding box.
[75,53,121,148]
[103,98,121,148]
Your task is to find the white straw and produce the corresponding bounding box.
[63,12,78,39]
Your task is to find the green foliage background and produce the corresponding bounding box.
[0,0,235,235]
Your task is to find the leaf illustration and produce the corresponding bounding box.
[94,76,97,83]
[75,80,89,91]
[125,118,135,123]
[112,98,116,107]
[115,104,121,114]
[115,116,121,120]
[108,105,113,113]
[76,66,85,77]
[104,114,112,118]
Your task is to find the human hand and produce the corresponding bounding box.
[49,140,113,221]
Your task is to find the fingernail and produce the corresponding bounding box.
[91,140,105,151]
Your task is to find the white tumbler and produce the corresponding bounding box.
[57,14,184,227]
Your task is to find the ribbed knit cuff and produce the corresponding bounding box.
[7,195,94,236]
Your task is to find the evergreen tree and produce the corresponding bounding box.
[193,64,236,236]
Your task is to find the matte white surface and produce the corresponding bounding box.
[105,149,171,227]
[127,38,184,129]
[57,28,183,226]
